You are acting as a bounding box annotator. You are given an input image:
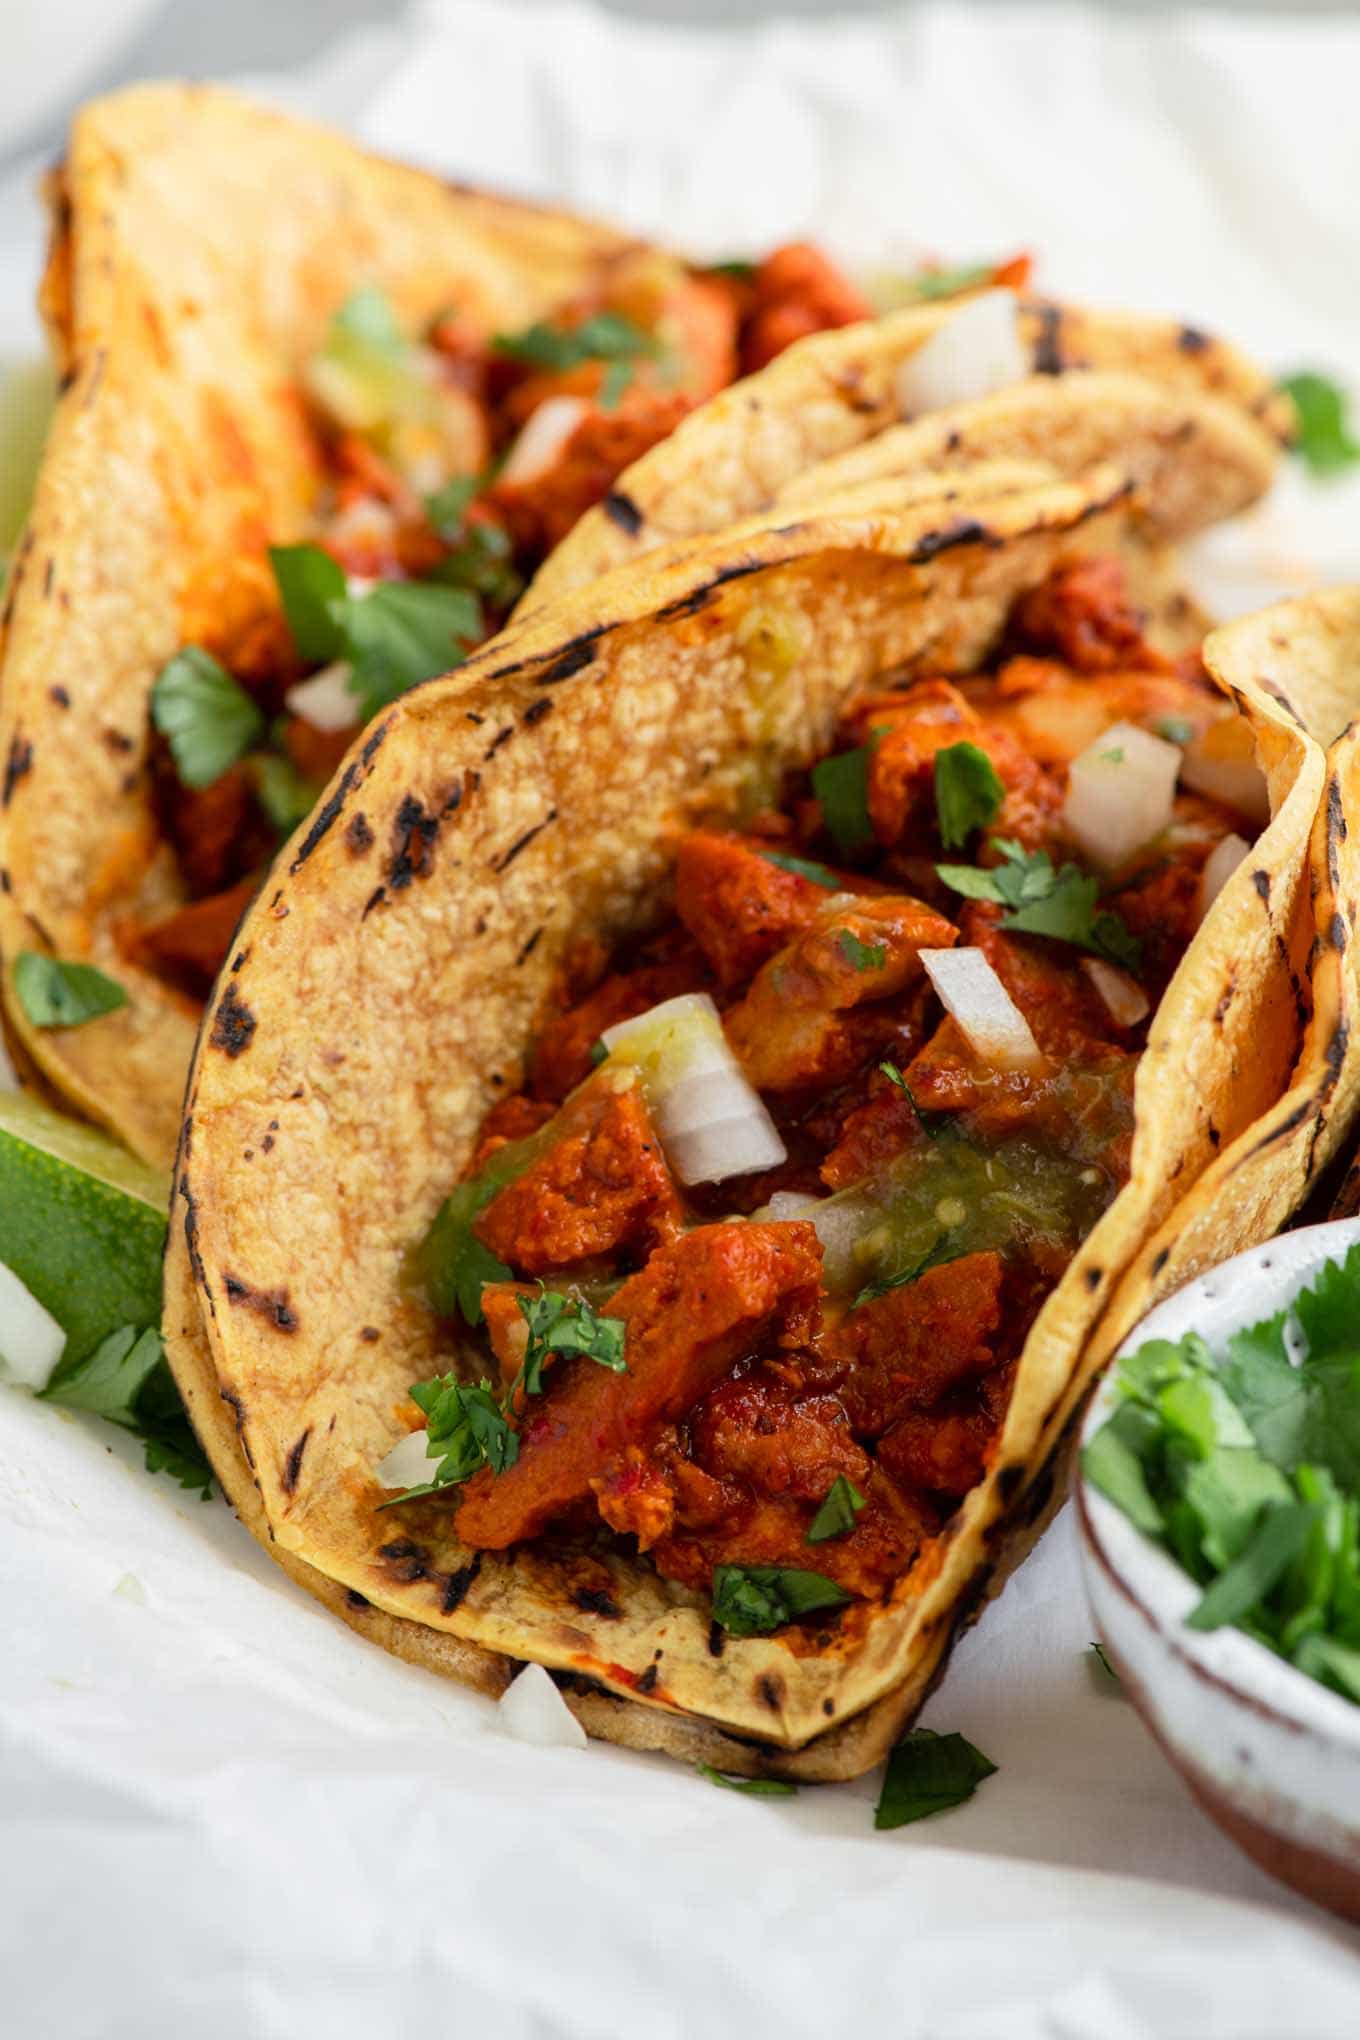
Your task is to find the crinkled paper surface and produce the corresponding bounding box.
[3,4,1360,2033]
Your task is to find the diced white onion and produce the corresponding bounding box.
[1181,717,1270,827]
[499,396,589,487]
[374,1427,432,1490]
[1062,720,1181,872]
[602,993,787,1187]
[920,947,1043,1072]
[1081,957,1150,1029]
[284,660,360,734]
[498,1661,589,1750]
[0,1260,66,1391]
[1197,831,1251,925]
[895,290,1026,416]
[761,1191,821,1222]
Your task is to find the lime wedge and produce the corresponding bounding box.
[0,356,55,559]
[0,1091,168,1370]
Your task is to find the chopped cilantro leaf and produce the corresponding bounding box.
[493,312,658,373]
[252,752,319,836]
[43,1325,213,1496]
[510,1289,627,1409]
[268,545,348,665]
[425,473,481,536]
[420,1173,515,1326]
[877,1059,943,1139]
[13,953,128,1031]
[853,1233,960,1311]
[874,1728,997,1829]
[696,1763,797,1796]
[269,545,483,719]
[379,1373,518,1502]
[711,1564,852,1636]
[343,580,483,717]
[151,646,266,790]
[758,848,841,890]
[933,741,1004,849]
[908,262,994,302]
[1281,371,1360,479]
[1087,1640,1121,1688]
[706,259,757,283]
[598,358,634,410]
[838,929,886,972]
[806,1474,867,1544]
[936,838,1141,971]
[812,743,876,855]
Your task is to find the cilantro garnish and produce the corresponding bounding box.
[509,1289,627,1409]
[933,741,1004,850]
[269,545,483,720]
[852,1232,961,1310]
[757,848,841,890]
[696,1763,797,1797]
[420,1171,515,1326]
[936,837,1141,971]
[877,1059,943,1139]
[492,312,658,374]
[151,647,265,790]
[252,753,318,837]
[13,954,128,1031]
[711,1564,852,1636]
[379,1374,518,1505]
[706,259,757,283]
[806,1474,867,1544]
[1280,371,1360,479]
[382,1292,626,1507]
[909,262,994,302]
[873,1728,997,1830]
[1082,1242,1360,1703]
[1087,1640,1121,1689]
[811,742,877,855]
[43,1325,213,1496]
[425,474,481,535]
[837,929,886,972]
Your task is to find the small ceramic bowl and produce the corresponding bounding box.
[1076,1217,1360,1922]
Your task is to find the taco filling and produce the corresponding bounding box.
[382,557,1268,1627]
[131,244,1023,999]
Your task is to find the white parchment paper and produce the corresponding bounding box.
[4,6,1360,2033]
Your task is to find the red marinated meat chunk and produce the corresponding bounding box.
[724,894,956,1093]
[674,831,838,986]
[822,1252,1004,1439]
[474,1083,682,1275]
[1009,557,1166,674]
[454,1221,823,1548]
[742,243,873,373]
[878,1406,995,1499]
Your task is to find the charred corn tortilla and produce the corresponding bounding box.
[524,298,1291,610]
[0,85,1289,1172]
[162,471,1345,1777]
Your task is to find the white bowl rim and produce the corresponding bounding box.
[1077,1216,1360,1755]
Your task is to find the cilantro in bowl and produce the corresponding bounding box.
[1083,1243,1360,1703]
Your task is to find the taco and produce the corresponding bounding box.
[0,85,1287,1171]
[162,462,1348,1779]
[524,288,1292,609]
[0,85,891,1166]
